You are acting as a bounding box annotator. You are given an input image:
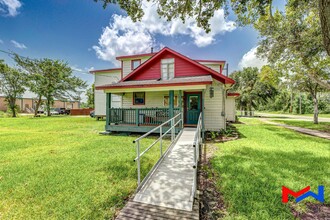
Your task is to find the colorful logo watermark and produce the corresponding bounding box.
[282,186,324,203]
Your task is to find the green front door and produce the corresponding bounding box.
[186,93,201,124]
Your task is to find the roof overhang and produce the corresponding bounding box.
[96,75,213,93]
[89,68,121,74]
[227,92,240,97]
[116,52,157,60]
[102,84,209,93]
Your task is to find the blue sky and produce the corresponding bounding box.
[0,0,272,97]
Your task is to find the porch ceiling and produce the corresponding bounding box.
[96,75,212,93]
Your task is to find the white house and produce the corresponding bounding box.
[91,47,239,132]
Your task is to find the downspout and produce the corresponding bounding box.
[222,85,226,130]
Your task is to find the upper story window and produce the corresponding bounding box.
[131,59,141,70]
[161,58,174,80]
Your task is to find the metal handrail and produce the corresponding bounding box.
[133,112,183,187]
[190,112,203,203]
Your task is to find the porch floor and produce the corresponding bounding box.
[133,128,197,211]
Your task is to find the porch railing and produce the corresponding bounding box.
[109,108,180,126]
[190,112,203,203]
[133,113,183,189]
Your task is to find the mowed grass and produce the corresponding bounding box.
[272,120,330,133]
[256,111,330,118]
[0,116,167,219]
[211,118,330,220]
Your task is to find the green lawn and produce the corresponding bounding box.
[271,120,330,133]
[211,118,330,219]
[0,116,167,219]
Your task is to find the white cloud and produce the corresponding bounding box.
[11,40,27,49]
[93,1,236,64]
[238,46,267,69]
[0,39,3,44]
[0,0,22,17]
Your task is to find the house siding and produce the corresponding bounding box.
[202,64,221,73]
[129,51,212,81]
[94,71,121,116]
[122,56,151,78]
[225,96,236,122]
[122,91,180,108]
[203,80,226,131]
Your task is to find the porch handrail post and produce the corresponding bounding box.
[171,117,174,142]
[136,109,139,126]
[160,126,163,157]
[106,93,111,129]
[136,140,141,186]
[169,90,174,119]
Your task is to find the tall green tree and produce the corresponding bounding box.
[231,67,277,115]
[251,0,329,122]
[95,0,330,56]
[255,0,330,90]
[15,56,87,116]
[0,60,26,117]
[86,84,95,108]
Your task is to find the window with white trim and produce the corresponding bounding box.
[161,58,174,80]
[131,59,141,70]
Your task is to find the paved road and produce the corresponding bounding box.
[259,119,330,140]
[255,112,330,123]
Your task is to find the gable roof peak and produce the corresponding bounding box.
[120,47,235,84]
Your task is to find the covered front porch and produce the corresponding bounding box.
[96,75,215,133]
[104,88,206,133]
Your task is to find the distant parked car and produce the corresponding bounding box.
[54,108,67,115]
[90,110,95,118]
[44,108,60,116]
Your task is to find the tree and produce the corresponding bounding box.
[251,0,329,123]
[95,0,330,56]
[0,60,26,117]
[231,67,277,115]
[318,0,330,55]
[86,84,95,108]
[15,56,87,116]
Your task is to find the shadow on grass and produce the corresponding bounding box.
[212,146,330,219]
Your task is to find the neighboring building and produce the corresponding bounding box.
[92,47,239,133]
[0,94,80,113]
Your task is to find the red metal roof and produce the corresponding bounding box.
[121,47,235,84]
[96,75,213,90]
[89,68,121,74]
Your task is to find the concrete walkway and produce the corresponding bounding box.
[261,119,330,140]
[133,128,196,211]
